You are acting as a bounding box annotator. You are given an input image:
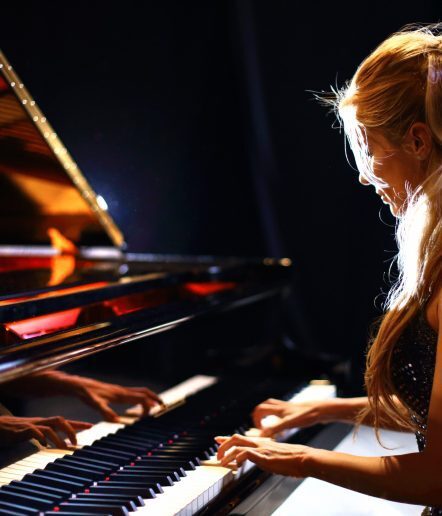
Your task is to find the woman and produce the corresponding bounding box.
[216,23,442,515]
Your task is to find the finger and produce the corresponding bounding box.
[131,387,164,406]
[67,420,93,430]
[44,417,78,446]
[235,449,268,468]
[220,446,248,466]
[38,426,67,449]
[252,406,283,428]
[117,391,153,416]
[82,391,119,422]
[261,416,292,437]
[106,387,163,407]
[21,427,47,447]
[217,434,258,460]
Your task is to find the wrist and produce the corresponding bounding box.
[301,446,325,478]
[320,397,367,423]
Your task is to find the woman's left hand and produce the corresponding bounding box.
[215,434,312,477]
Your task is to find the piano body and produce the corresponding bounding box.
[0,49,346,515]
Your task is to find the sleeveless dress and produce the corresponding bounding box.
[391,310,440,516]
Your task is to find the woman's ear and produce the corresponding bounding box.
[403,122,433,161]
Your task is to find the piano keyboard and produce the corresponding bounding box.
[0,376,336,516]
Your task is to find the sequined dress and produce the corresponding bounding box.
[391,310,440,516]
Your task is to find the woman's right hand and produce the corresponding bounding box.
[0,415,92,449]
[252,397,348,437]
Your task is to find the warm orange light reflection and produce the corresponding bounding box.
[7,308,81,339]
[184,282,236,296]
[106,290,172,316]
[2,281,239,342]
[48,227,78,255]
[0,282,108,306]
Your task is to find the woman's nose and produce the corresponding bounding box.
[358,173,370,186]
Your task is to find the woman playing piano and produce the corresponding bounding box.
[217,23,442,514]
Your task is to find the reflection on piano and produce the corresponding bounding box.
[0,49,343,515]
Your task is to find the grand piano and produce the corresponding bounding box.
[0,48,347,515]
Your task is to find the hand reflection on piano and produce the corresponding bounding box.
[0,370,164,449]
[1,370,164,423]
[0,415,92,449]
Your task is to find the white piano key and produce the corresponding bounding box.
[74,421,125,446]
[126,375,218,417]
[131,464,233,516]
[0,377,337,516]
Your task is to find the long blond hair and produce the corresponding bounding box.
[325,24,442,438]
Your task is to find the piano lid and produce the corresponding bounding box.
[0,50,293,385]
[0,50,124,253]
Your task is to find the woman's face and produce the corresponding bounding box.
[359,128,424,217]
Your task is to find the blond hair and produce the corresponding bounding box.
[323,23,442,439]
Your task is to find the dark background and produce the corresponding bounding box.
[1,1,439,394]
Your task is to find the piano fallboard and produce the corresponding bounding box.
[0,255,290,383]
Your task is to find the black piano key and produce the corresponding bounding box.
[95,438,145,454]
[55,457,112,474]
[121,464,186,477]
[30,468,93,486]
[110,434,157,447]
[73,494,139,510]
[84,445,134,461]
[23,472,85,491]
[95,480,162,496]
[123,427,168,438]
[0,490,53,510]
[45,513,112,516]
[110,473,175,486]
[75,493,144,507]
[133,457,196,470]
[1,484,64,503]
[88,485,156,498]
[58,504,128,516]
[156,448,211,460]
[107,434,157,448]
[46,462,103,481]
[0,500,40,514]
[145,451,202,464]
[10,480,71,499]
[168,442,217,454]
[74,448,132,466]
[66,455,119,470]
[114,470,181,486]
[67,496,137,511]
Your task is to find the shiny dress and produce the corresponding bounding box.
[391,310,440,516]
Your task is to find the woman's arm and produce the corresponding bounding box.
[217,296,442,506]
[305,448,441,506]
[216,431,442,506]
[255,395,409,436]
